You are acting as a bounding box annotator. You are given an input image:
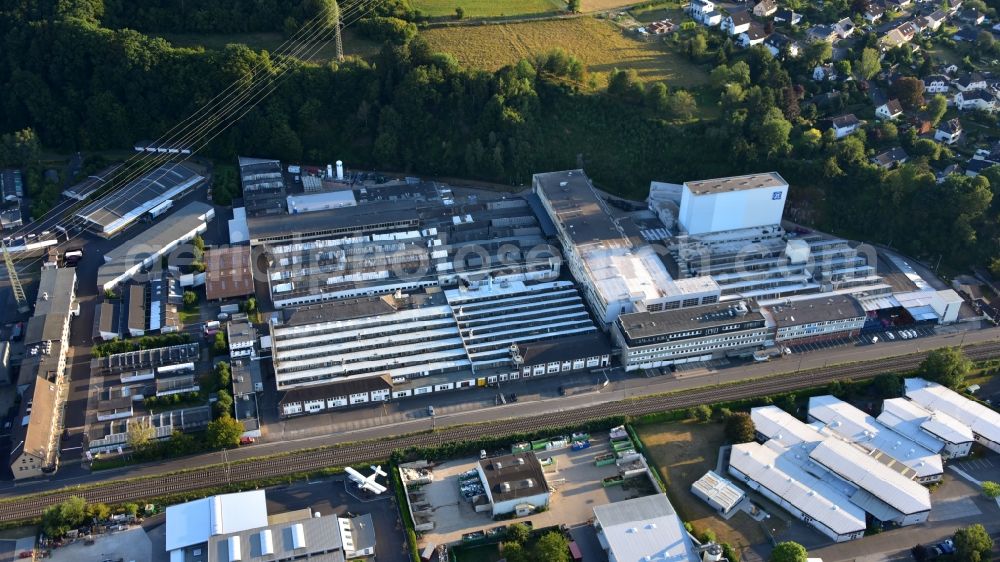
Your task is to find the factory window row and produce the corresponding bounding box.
[627,332,768,356]
[456,301,586,322]
[274,315,455,342]
[627,340,759,360]
[277,349,466,375]
[459,312,591,333]
[463,325,596,347]
[283,336,462,360]
[458,305,588,326]
[278,357,467,380]
[257,220,421,244]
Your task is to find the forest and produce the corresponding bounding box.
[0,0,998,271]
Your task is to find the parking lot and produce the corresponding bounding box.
[49,527,151,562]
[413,436,655,548]
[785,326,936,355]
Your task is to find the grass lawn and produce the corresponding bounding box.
[179,307,202,325]
[158,28,381,61]
[420,17,709,87]
[452,543,502,562]
[630,0,685,22]
[413,0,564,18]
[634,419,766,553]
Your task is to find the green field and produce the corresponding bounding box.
[413,0,638,18]
[413,0,564,18]
[421,17,709,87]
[158,28,381,61]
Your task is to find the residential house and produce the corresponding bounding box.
[955,72,987,92]
[807,24,838,42]
[992,22,1000,33]
[922,74,950,93]
[924,10,947,31]
[955,89,997,112]
[702,10,723,25]
[953,26,980,41]
[942,63,960,75]
[813,63,838,81]
[754,0,777,17]
[830,114,861,138]
[876,99,904,120]
[958,8,985,25]
[765,33,800,57]
[688,0,722,25]
[872,147,909,169]
[880,27,912,49]
[722,10,753,35]
[774,8,803,25]
[935,118,963,144]
[864,3,885,22]
[886,0,912,10]
[966,157,995,176]
[740,22,770,47]
[834,17,855,38]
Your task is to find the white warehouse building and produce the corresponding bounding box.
[807,395,943,483]
[877,397,975,459]
[678,172,789,235]
[739,406,933,536]
[905,378,1000,453]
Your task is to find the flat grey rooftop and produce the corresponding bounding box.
[684,172,787,195]
[617,301,765,340]
[533,170,623,248]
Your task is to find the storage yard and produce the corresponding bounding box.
[400,429,659,549]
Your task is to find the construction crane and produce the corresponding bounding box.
[1,240,29,313]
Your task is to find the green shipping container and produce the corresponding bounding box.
[511,442,531,453]
[594,453,616,467]
[612,439,634,451]
[602,476,625,487]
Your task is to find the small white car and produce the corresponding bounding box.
[886,332,896,340]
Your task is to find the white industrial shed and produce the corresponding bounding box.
[165,490,269,559]
[894,290,964,324]
[905,378,1000,453]
[691,470,745,514]
[877,397,974,459]
[808,438,931,526]
[729,442,866,542]
[592,494,697,562]
[97,201,215,291]
[751,405,825,446]
[807,395,943,482]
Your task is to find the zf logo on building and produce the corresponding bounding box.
[772,191,783,200]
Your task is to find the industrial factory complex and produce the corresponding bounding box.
[7,157,986,492]
[5,151,1000,562]
[69,161,973,421]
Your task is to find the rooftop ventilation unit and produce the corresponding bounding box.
[291,523,306,549]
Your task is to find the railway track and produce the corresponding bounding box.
[0,340,997,522]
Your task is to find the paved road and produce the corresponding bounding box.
[2,324,997,498]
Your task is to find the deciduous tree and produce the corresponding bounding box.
[770,541,808,562]
[917,347,972,389]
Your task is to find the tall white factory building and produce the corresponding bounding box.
[678,172,789,235]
